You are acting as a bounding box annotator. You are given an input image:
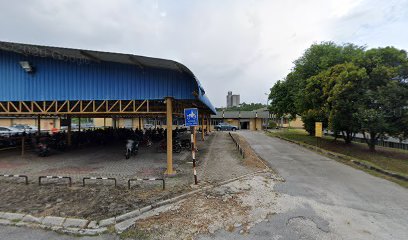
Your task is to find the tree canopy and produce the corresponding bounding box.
[216,102,266,112]
[268,42,408,151]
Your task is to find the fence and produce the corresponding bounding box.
[228,132,245,158]
[0,174,28,184]
[128,178,165,190]
[82,177,117,187]
[39,176,72,187]
[325,133,408,151]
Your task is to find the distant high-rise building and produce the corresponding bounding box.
[226,91,240,107]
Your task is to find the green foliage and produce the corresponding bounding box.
[268,120,277,129]
[216,102,266,112]
[268,80,296,118]
[268,42,408,150]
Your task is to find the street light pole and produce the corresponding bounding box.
[264,93,269,130]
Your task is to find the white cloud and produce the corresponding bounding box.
[0,0,407,106]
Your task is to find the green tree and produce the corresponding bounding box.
[324,63,368,143]
[354,47,408,151]
[268,80,296,119]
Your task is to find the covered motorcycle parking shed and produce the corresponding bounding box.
[0,41,216,176]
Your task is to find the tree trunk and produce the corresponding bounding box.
[343,131,352,144]
[368,132,377,152]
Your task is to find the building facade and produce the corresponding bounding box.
[211,110,269,131]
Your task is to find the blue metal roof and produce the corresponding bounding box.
[0,41,216,114]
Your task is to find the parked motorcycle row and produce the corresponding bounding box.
[0,127,193,158]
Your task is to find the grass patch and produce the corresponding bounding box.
[120,227,151,240]
[268,129,408,187]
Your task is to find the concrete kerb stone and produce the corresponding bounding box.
[99,217,116,227]
[87,220,99,229]
[63,218,89,228]
[0,219,12,225]
[2,212,25,221]
[22,214,43,224]
[41,216,66,227]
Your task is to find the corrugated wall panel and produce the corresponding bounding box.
[0,51,197,101]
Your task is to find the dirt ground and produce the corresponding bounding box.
[0,179,190,221]
[122,171,279,240]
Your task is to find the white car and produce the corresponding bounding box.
[12,124,38,134]
[0,126,24,137]
[144,124,155,129]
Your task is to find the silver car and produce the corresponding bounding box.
[12,124,38,134]
[0,126,24,137]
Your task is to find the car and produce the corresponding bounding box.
[144,124,155,129]
[215,122,238,131]
[12,124,38,133]
[0,126,24,137]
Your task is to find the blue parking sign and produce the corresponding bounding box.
[184,108,199,126]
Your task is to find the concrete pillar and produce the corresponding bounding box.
[165,97,175,175]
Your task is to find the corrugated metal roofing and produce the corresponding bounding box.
[0,41,216,114]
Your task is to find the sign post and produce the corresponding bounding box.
[184,108,199,185]
[315,122,323,148]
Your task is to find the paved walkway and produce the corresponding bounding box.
[204,131,408,240]
[198,132,254,184]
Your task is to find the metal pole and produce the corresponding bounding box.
[191,126,198,184]
[165,97,174,175]
[193,123,197,150]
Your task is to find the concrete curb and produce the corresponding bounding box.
[272,135,408,182]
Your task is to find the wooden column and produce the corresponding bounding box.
[37,115,41,136]
[165,97,175,175]
[209,114,212,132]
[139,117,142,129]
[201,115,205,141]
[207,114,211,133]
[103,118,106,128]
[67,115,72,146]
[78,117,81,132]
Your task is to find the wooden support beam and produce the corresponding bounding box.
[67,116,72,146]
[165,97,175,176]
[37,115,41,136]
[201,115,205,141]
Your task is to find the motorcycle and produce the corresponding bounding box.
[180,139,192,150]
[37,142,50,157]
[157,139,182,153]
[125,139,139,159]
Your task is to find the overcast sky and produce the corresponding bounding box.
[0,0,407,107]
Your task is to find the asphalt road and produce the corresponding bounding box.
[202,131,408,240]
